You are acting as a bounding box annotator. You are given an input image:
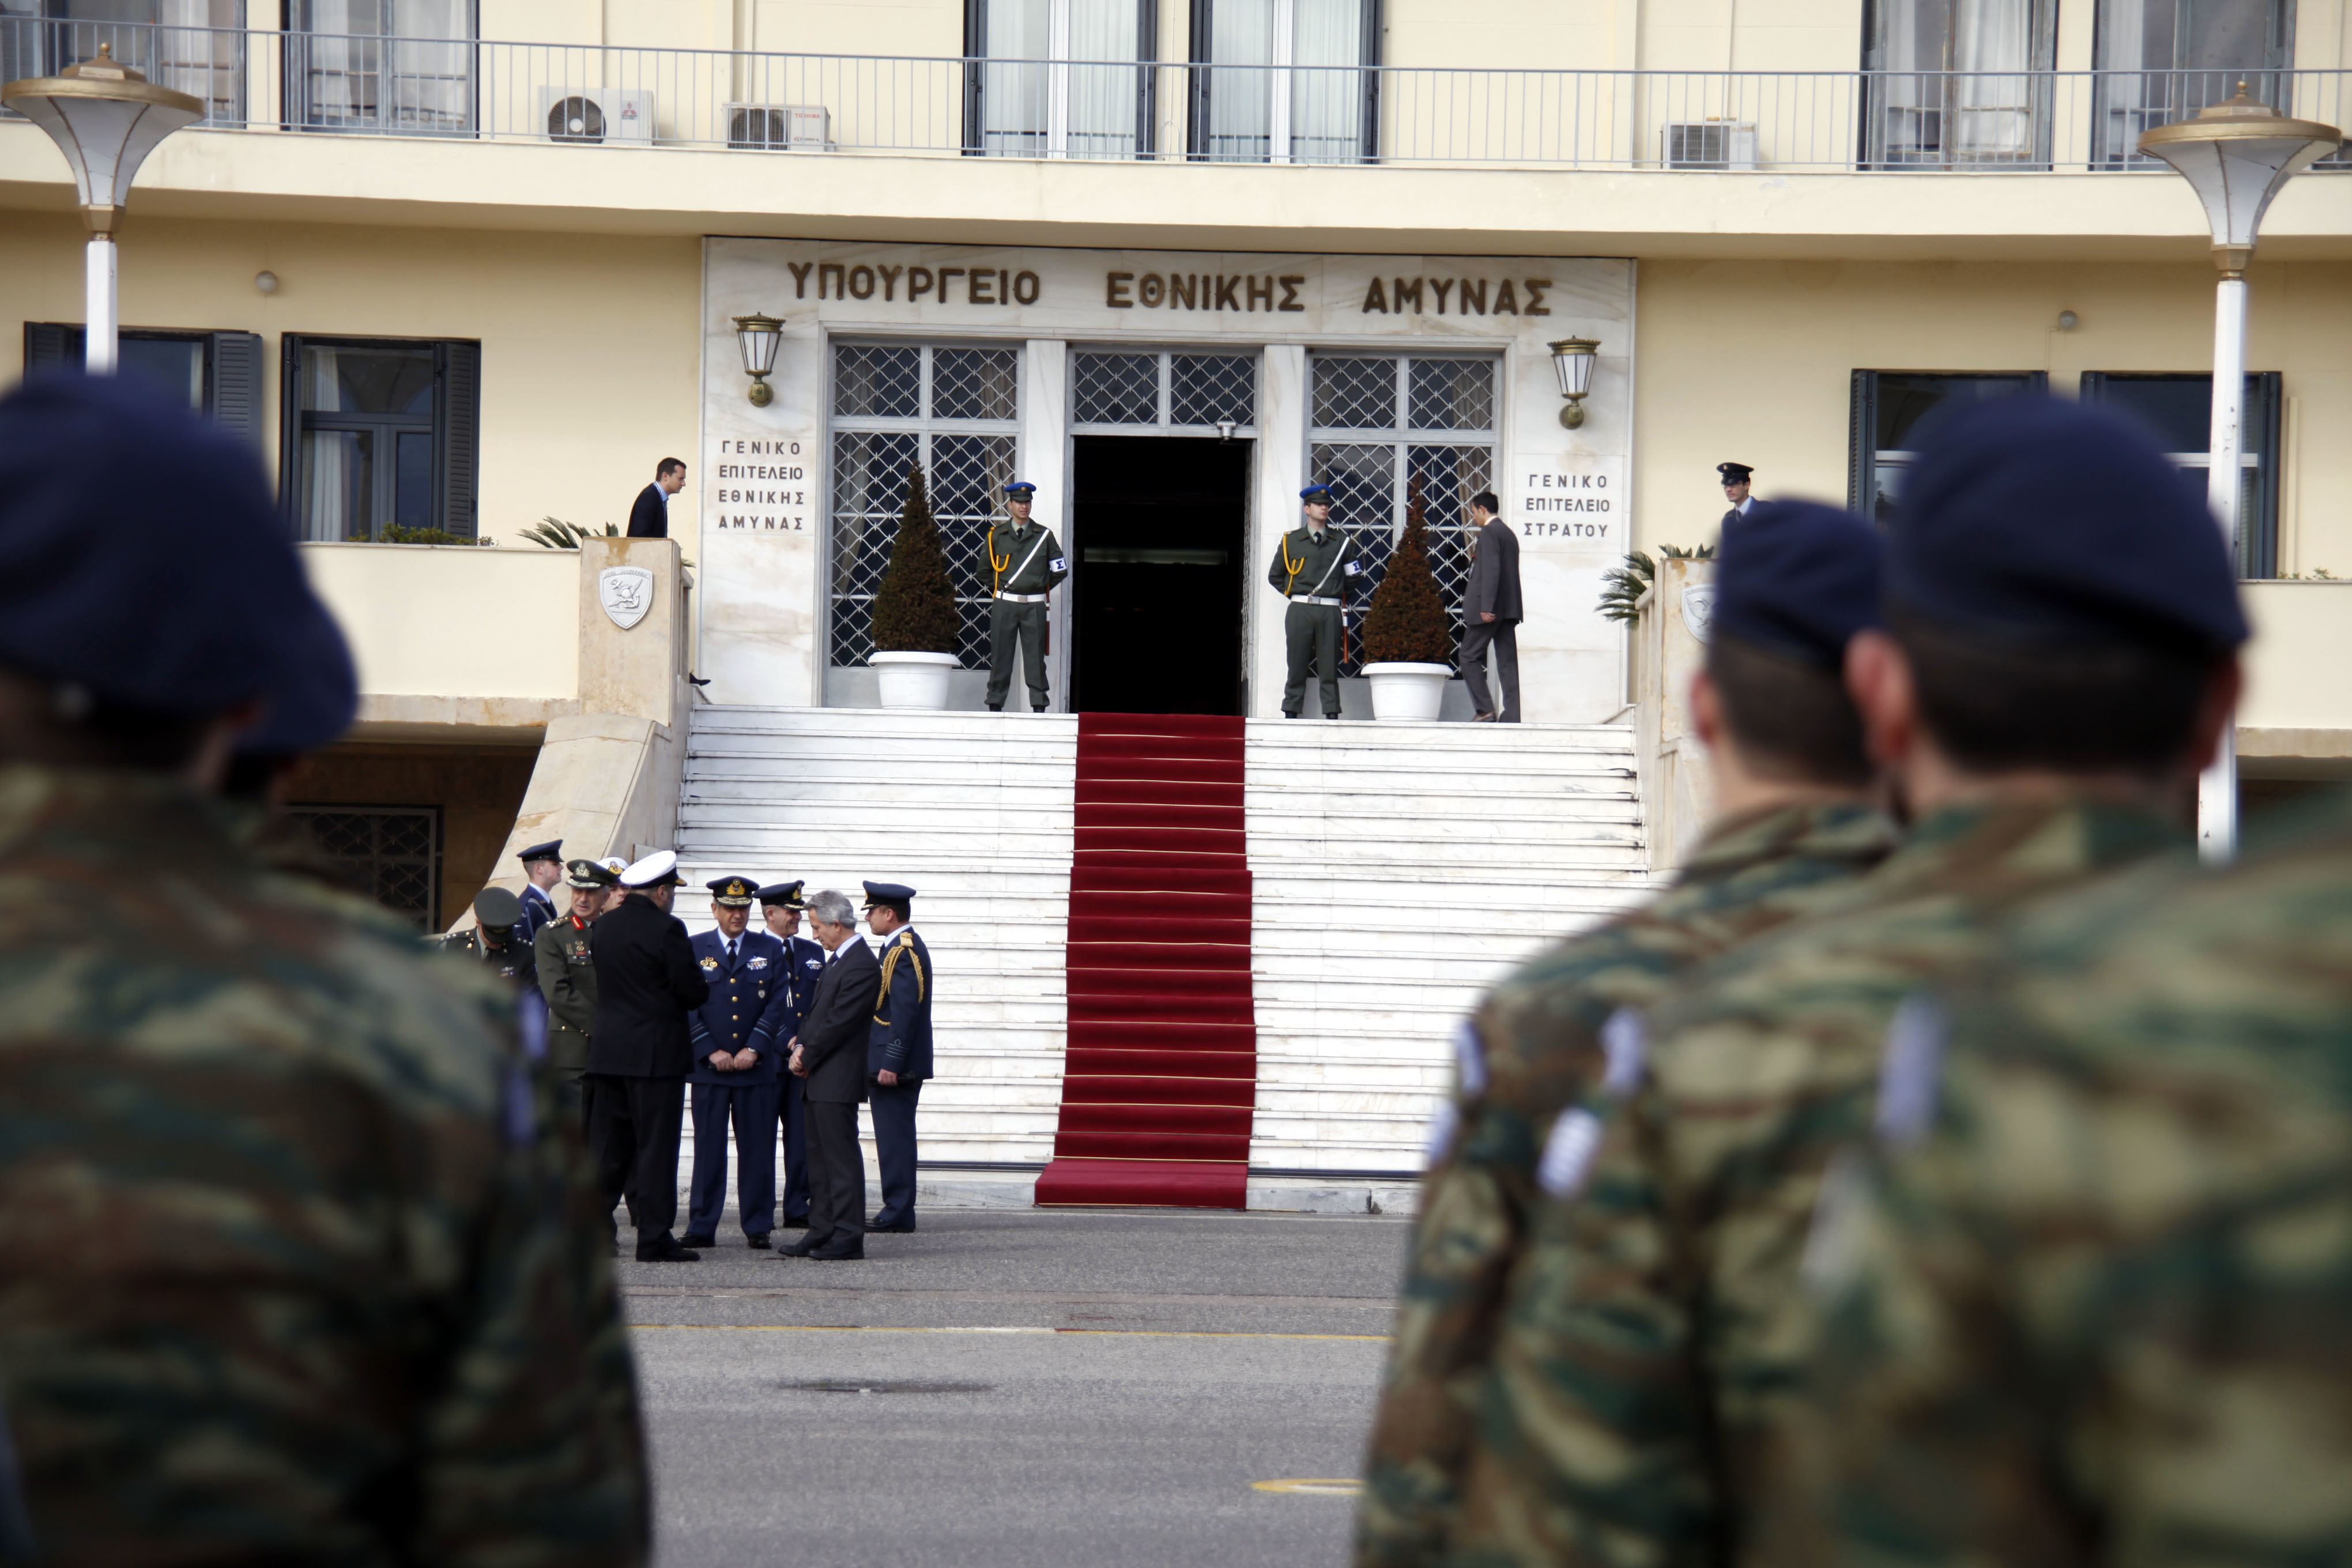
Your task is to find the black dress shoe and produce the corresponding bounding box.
[745,1232,771,1250]
[810,1243,865,1261]
[635,1236,701,1263]
[866,1217,917,1234]
[679,1232,718,1249]
[780,1216,811,1230]
[776,1234,823,1258]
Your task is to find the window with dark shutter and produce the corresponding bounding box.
[208,330,263,445]
[280,333,483,542]
[1846,370,2046,523]
[438,340,481,538]
[22,323,259,443]
[2081,371,2283,578]
[22,323,71,376]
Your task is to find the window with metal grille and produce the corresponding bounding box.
[1307,352,1497,676]
[284,804,440,932]
[827,342,1022,670]
[1072,348,1258,432]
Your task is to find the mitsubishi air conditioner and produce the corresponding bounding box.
[540,86,654,145]
[1663,120,1758,171]
[725,103,831,150]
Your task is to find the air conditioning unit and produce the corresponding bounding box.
[1663,120,1758,171]
[725,103,831,150]
[539,87,654,145]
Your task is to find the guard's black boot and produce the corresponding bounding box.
[987,703,1003,712]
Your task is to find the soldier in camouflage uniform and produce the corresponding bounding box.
[1789,798,2352,1568]
[1442,398,2247,1568]
[0,375,648,1565]
[1355,501,1898,1566]
[538,857,621,1124]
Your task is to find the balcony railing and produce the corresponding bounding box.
[5,19,2347,175]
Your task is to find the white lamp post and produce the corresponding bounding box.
[2138,86,2339,864]
[3,44,203,374]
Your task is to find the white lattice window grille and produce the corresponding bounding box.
[1071,349,1258,434]
[284,804,440,931]
[1307,352,1497,676]
[827,342,1022,670]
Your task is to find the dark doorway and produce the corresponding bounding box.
[1071,435,1250,715]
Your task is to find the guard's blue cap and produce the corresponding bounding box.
[0,374,351,718]
[1893,395,2247,651]
[1301,484,1333,501]
[517,840,564,863]
[862,880,917,909]
[1713,501,1884,670]
[1003,480,1036,496]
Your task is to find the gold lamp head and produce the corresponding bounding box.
[732,312,785,406]
[2,43,205,236]
[2138,84,2341,272]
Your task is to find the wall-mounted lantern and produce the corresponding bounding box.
[733,312,784,406]
[1547,337,1599,429]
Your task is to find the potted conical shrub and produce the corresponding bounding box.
[1358,478,1456,722]
[868,462,962,709]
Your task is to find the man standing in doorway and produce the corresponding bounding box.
[1268,483,1361,720]
[862,881,933,1234]
[985,480,1068,714]
[1718,461,1756,530]
[628,458,686,540]
[759,881,827,1229]
[1460,491,1522,723]
[783,889,879,1262]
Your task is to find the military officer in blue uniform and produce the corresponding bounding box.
[759,880,828,1229]
[679,875,798,1250]
[514,839,564,942]
[862,880,933,1233]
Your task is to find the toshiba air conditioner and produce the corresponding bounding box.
[725,103,832,150]
[540,86,654,145]
[1663,120,1758,171]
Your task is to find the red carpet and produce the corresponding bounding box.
[1034,714,1254,1209]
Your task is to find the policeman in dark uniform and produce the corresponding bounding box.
[1719,461,1756,530]
[535,857,618,1125]
[985,480,1069,714]
[515,839,564,940]
[1266,483,1361,719]
[441,886,534,986]
[680,876,798,1249]
[862,880,933,1232]
[759,880,827,1228]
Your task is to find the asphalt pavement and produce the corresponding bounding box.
[620,1208,1412,1567]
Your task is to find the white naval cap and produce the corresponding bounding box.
[600,856,629,874]
[618,849,681,887]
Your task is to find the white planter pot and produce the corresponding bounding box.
[1361,661,1452,722]
[869,649,960,710]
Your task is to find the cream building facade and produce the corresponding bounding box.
[4,0,2350,1198]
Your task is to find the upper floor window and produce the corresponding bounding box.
[1190,0,1377,165]
[2082,371,2283,576]
[22,322,262,440]
[1848,370,2048,522]
[966,0,1154,160]
[0,0,244,122]
[288,0,474,136]
[2094,0,2296,164]
[281,334,480,542]
[1862,0,2057,168]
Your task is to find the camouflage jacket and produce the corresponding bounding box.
[0,766,649,1565]
[1796,796,2352,1568]
[536,913,599,1076]
[1355,801,1898,1567]
[1448,797,2186,1568]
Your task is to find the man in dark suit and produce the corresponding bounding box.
[680,876,798,1252]
[584,849,710,1262]
[1719,461,1756,530]
[627,458,686,539]
[861,881,933,1233]
[781,888,877,1261]
[759,881,827,1228]
[1460,491,1524,723]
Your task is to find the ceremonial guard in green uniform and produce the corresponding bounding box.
[536,857,619,1124]
[442,885,536,987]
[985,480,1068,713]
[1267,483,1360,719]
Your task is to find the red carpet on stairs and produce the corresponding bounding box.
[1034,713,1254,1209]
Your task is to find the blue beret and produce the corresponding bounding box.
[1003,480,1035,495]
[1893,395,2247,650]
[234,593,359,755]
[1300,484,1333,500]
[1713,501,1885,669]
[862,880,917,907]
[0,374,336,714]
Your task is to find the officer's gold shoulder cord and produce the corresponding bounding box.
[1281,532,1305,593]
[988,525,1009,593]
[873,931,927,1024]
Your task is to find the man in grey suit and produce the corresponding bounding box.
[1460,491,1522,723]
[781,888,878,1261]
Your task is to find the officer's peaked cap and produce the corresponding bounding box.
[1003,480,1036,496]
[1717,462,1754,483]
[1299,484,1333,500]
[707,875,758,906]
[862,880,917,909]
[1713,501,1885,670]
[517,839,563,863]
[0,374,358,723]
[1891,395,2247,651]
[619,849,682,887]
[565,858,619,889]
[757,880,808,907]
[472,885,523,929]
